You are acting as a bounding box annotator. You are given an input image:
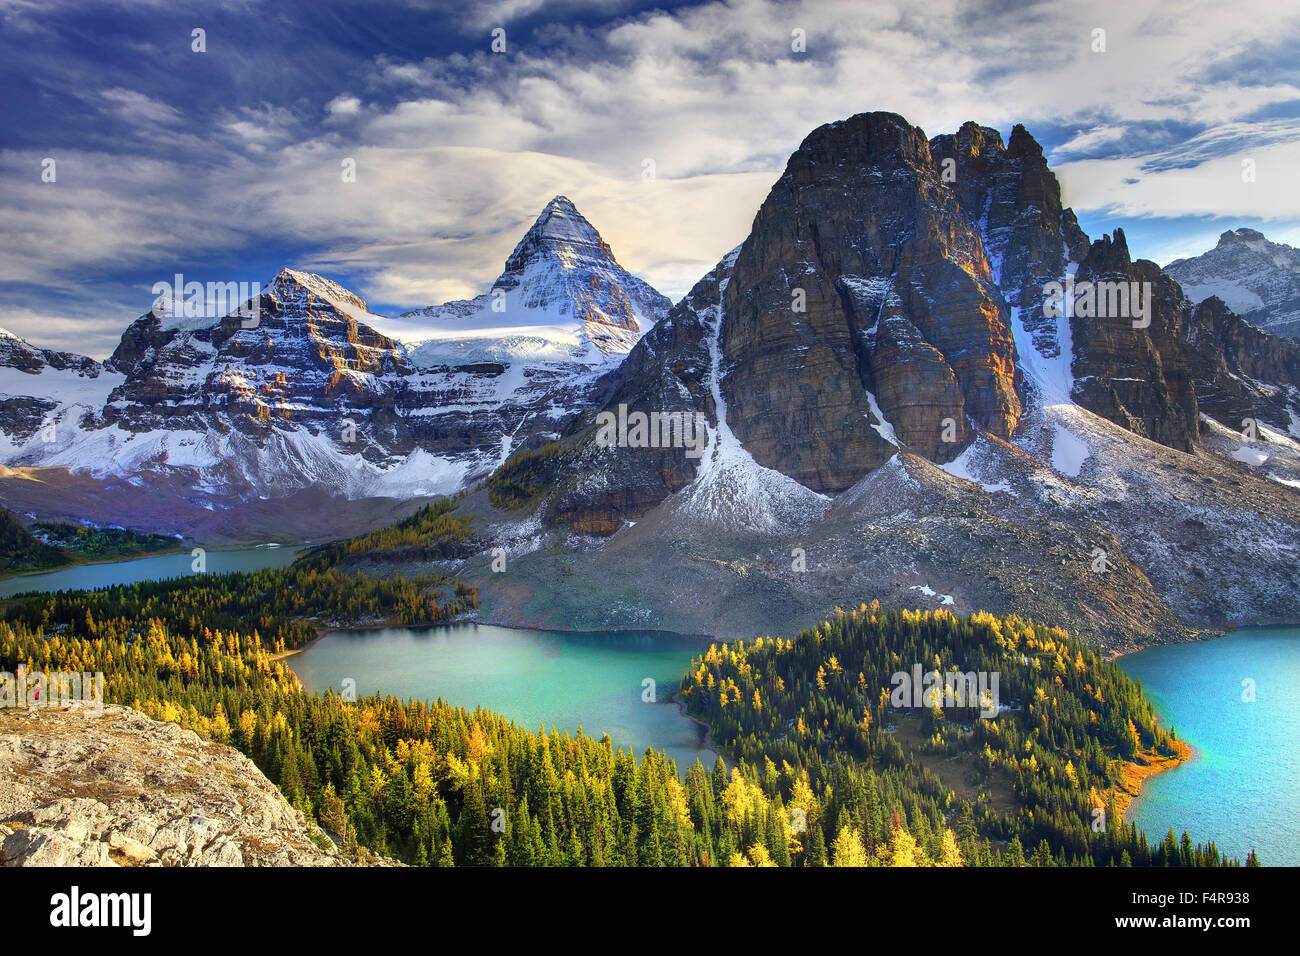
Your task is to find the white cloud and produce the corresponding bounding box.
[6,0,1300,355]
[1056,139,1300,221]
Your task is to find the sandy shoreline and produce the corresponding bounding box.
[1114,741,1194,822]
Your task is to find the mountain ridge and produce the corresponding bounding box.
[0,198,670,522]
[2,112,1300,651]
[1166,227,1300,340]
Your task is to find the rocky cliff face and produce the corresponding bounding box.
[102,270,409,439]
[1184,294,1300,432]
[1066,233,1201,451]
[525,252,732,535]
[532,114,1300,533]
[1166,228,1300,340]
[0,705,380,866]
[532,112,1297,533]
[721,113,1020,491]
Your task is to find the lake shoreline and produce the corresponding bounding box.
[0,544,190,583]
[1111,626,1299,865]
[319,612,719,644]
[0,544,306,599]
[285,620,721,777]
[464,613,719,643]
[666,689,731,771]
[1114,742,1195,823]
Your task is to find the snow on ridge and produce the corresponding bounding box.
[1009,265,1076,407]
[1198,412,1300,490]
[939,438,1016,495]
[400,257,648,364]
[864,389,900,446]
[1176,280,1264,316]
[17,418,472,501]
[667,284,828,535]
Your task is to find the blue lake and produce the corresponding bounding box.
[0,545,303,597]
[8,541,1293,865]
[288,622,716,774]
[1118,627,1300,866]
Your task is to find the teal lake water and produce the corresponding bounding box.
[0,545,303,597]
[287,623,715,774]
[1117,627,1300,866]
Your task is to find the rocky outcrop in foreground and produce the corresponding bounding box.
[0,705,375,867]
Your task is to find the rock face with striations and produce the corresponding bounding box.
[1067,231,1201,451]
[721,113,1021,489]
[103,269,409,440]
[0,704,382,867]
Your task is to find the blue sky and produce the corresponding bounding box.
[3,0,1299,357]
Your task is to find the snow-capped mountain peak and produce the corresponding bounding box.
[402,196,671,362]
[506,195,609,259]
[1165,228,1300,339]
[0,202,673,513]
[264,268,372,316]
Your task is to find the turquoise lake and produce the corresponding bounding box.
[0,545,304,597]
[287,622,716,774]
[1117,627,1300,866]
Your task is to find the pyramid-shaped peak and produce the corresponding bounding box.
[265,268,370,313]
[503,196,615,275]
[526,195,605,246]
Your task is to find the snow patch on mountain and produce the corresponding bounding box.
[910,583,955,605]
[665,273,828,535]
[1198,413,1300,490]
[865,390,900,446]
[1009,283,1076,406]
[940,438,1016,495]
[1049,418,1092,477]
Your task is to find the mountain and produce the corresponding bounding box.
[402,195,671,362]
[4,115,1300,651]
[443,112,1300,651]
[1166,228,1300,339]
[0,200,669,538]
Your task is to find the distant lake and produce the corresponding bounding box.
[1118,627,1300,866]
[287,622,717,775]
[0,545,304,597]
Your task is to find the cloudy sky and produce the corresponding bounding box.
[3,0,1299,357]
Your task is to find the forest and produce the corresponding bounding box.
[294,498,479,569]
[682,603,1243,867]
[2,564,477,652]
[0,573,1247,866]
[30,520,180,562]
[0,506,68,574]
[0,505,182,575]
